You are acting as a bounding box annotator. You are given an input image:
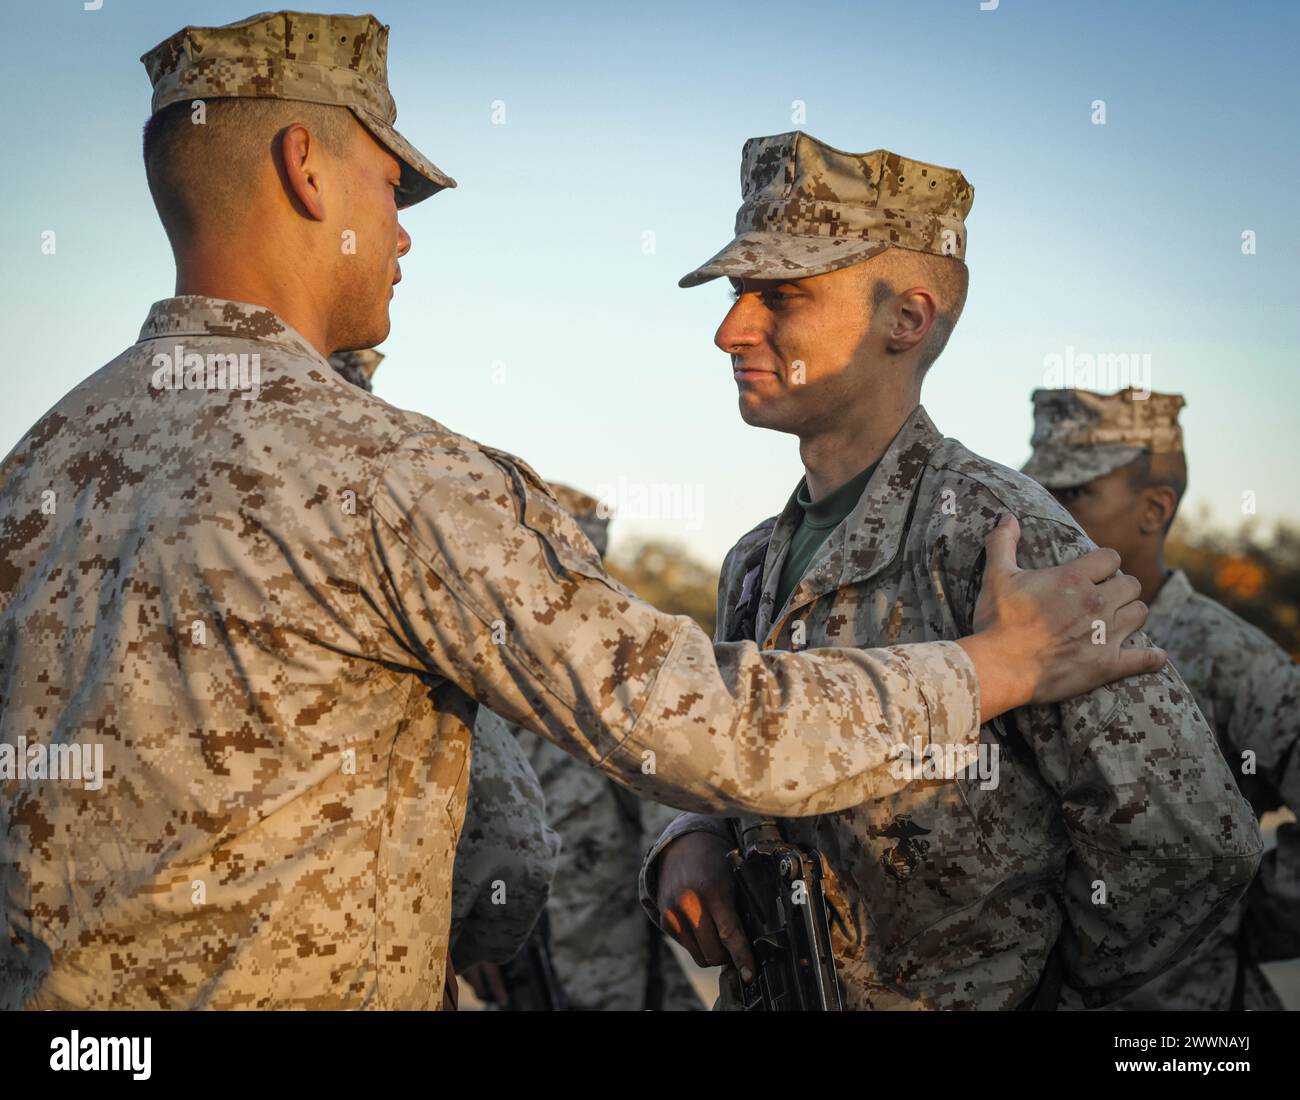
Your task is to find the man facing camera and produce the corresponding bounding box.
[641,132,1261,1009]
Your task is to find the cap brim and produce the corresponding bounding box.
[679,232,891,288]
[1021,443,1144,489]
[353,108,457,209]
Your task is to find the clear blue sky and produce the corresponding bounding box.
[2,0,1296,565]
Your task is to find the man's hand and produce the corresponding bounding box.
[656,831,756,981]
[462,961,510,1007]
[959,514,1166,721]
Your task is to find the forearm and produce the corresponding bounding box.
[955,633,1028,724]
[373,439,982,819]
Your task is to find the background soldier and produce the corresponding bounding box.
[642,132,1261,1009]
[1023,387,1299,1009]
[329,348,384,392]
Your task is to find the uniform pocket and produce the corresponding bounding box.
[479,446,609,584]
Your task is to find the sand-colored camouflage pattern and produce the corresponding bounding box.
[448,708,559,969]
[0,297,984,1009]
[327,347,560,972]
[327,349,384,392]
[1101,569,1299,1010]
[1022,387,1186,489]
[641,406,1262,1010]
[547,483,610,558]
[680,131,973,288]
[140,11,454,207]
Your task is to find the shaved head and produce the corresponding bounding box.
[140,95,410,355]
[1126,450,1188,533]
[860,248,970,375]
[142,98,357,244]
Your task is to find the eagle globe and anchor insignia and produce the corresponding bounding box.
[877,815,932,882]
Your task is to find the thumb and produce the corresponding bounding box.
[982,513,1022,577]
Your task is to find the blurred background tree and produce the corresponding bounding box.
[1167,509,1300,660]
[606,539,719,638]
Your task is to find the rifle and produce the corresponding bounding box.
[727,819,843,1011]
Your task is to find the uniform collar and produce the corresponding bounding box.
[137,296,323,361]
[1146,568,1194,641]
[756,404,944,644]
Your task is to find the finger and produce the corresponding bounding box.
[981,514,1022,577]
[1074,545,1123,585]
[1109,644,1167,679]
[1094,570,1141,612]
[662,903,709,967]
[676,889,738,967]
[484,962,510,1007]
[707,891,757,982]
[464,967,489,1001]
[1111,599,1149,643]
[661,905,693,950]
[688,904,731,968]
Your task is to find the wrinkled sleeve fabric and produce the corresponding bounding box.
[366,434,982,819]
[449,707,560,969]
[977,513,1263,1007]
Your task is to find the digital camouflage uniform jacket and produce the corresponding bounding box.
[1105,569,1299,1010]
[641,406,1262,1010]
[0,298,987,1009]
[448,708,559,970]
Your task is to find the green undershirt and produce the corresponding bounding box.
[773,459,879,617]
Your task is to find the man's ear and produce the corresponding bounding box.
[886,286,937,354]
[1139,485,1178,535]
[278,123,328,222]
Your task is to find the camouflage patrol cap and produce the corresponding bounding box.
[549,483,610,559]
[1022,387,1186,489]
[141,11,455,208]
[680,131,973,288]
[328,348,384,392]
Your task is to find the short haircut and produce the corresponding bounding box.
[142,98,356,242]
[864,248,970,375]
[1126,450,1188,533]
